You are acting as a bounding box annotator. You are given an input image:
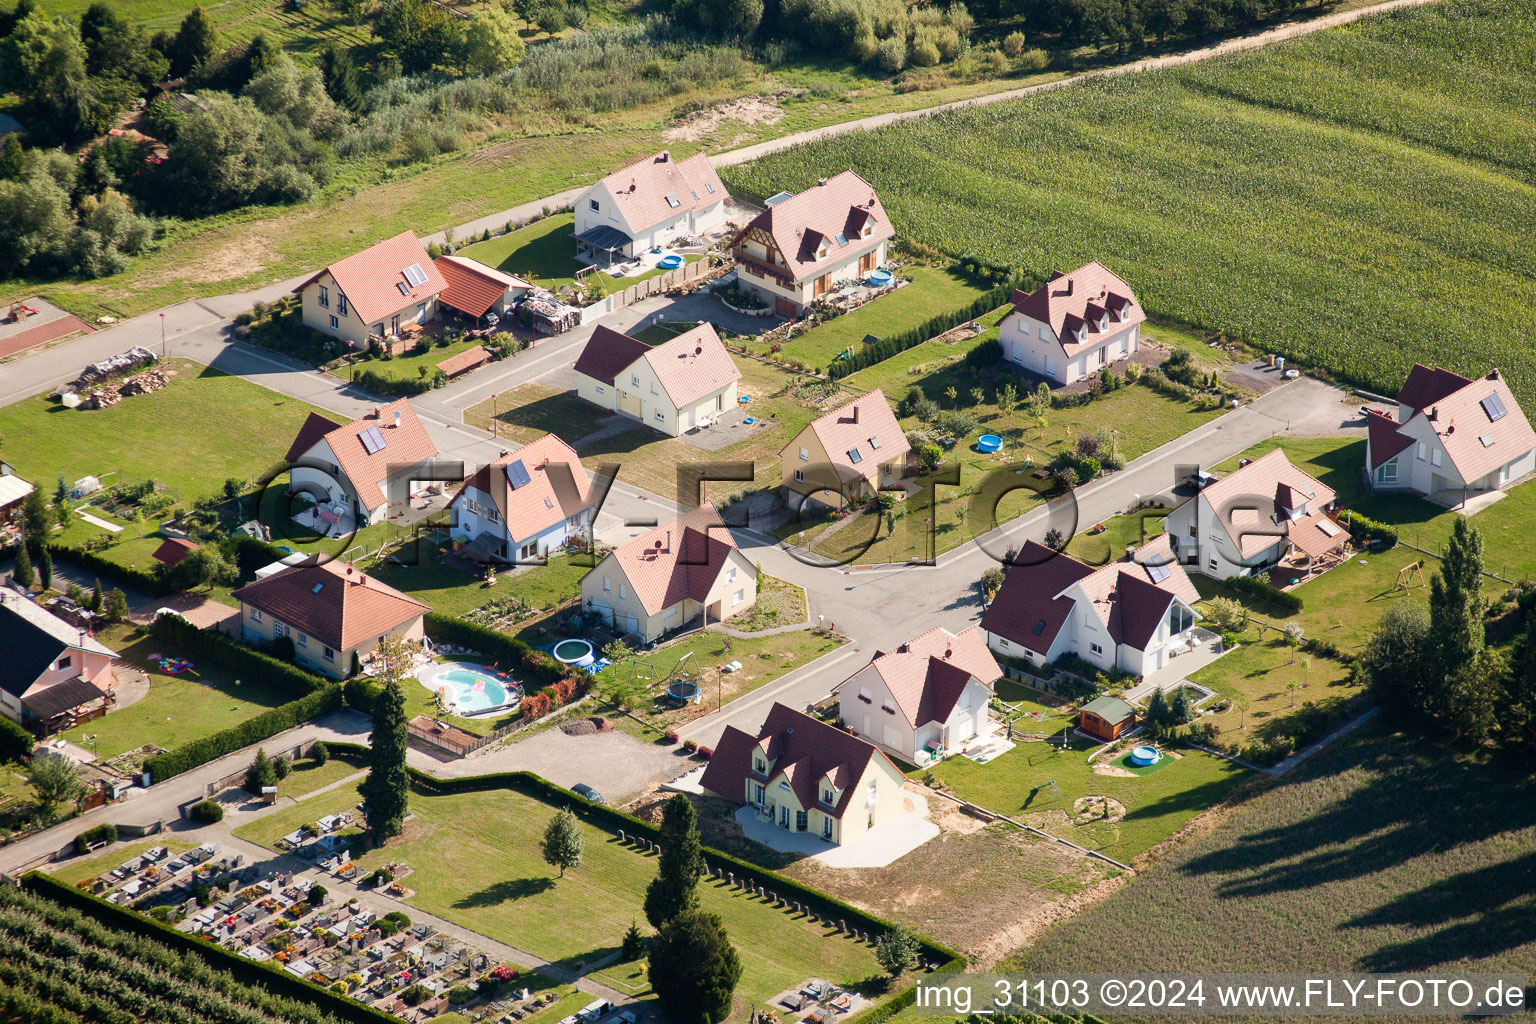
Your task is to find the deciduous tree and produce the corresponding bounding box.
[540,808,584,876]
[874,925,919,980]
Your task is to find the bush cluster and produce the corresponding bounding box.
[1225,574,1303,613]
[1337,509,1398,547]
[72,824,118,855]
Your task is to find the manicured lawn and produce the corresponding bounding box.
[351,336,488,383]
[244,782,888,1018]
[234,779,366,853]
[1065,508,1167,566]
[464,358,831,497]
[278,757,364,800]
[61,625,295,759]
[369,548,589,620]
[1189,627,1359,742]
[458,213,703,297]
[50,838,197,887]
[927,730,1251,861]
[0,359,335,506]
[740,264,995,370]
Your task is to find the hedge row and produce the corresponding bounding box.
[21,873,402,1024]
[424,613,575,692]
[153,613,328,701]
[73,824,117,855]
[321,742,964,970]
[144,686,342,782]
[826,277,1024,379]
[1337,509,1399,547]
[1226,573,1303,614]
[48,543,175,597]
[0,716,33,762]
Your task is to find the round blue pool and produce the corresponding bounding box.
[865,268,894,287]
[658,254,684,270]
[552,638,595,669]
[976,434,1003,453]
[1129,744,1162,767]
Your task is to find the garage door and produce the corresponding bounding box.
[618,392,641,418]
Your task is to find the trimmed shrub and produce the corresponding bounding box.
[344,675,383,712]
[48,543,174,596]
[189,800,224,823]
[73,823,118,855]
[0,715,34,762]
[1337,509,1398,547]
[1226,574,1304,613]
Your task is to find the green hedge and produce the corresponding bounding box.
[0,715,33,762]
[48,543,175,596]
[423,613,571,691]
[144,686,342,782]
[1226,573,1303,614]
[826,277,1024,379]
[21,873,402,1024]
[153,613,328,701]
[224,535,290,580]
[1337,509,1399,548]
[73,823,118,855]
[344,675,383,712]
[322,742,965,970]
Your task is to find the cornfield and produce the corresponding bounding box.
[721,0,1536,403]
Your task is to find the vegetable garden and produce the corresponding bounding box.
[721,0,1536,404]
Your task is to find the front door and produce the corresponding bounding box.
[859,251,876,273]
[390,315,400,335]
[814,274,830,298]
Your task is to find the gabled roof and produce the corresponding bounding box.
[152,537,199,567]
[1366,409,1414,469]
[638,323,740,409]
[593,150,726,236]
[785,389,909,487]
[738,171,893,284]
[573,325,652,387]
[980,541,1097,656]
[842,625,1000,728]
[449,433,594,544]
[0,473,35,509]
[1198,448,1336,560]
[1008,261,1145,358]
[231,560,428,651]
[599,502,742,616]
[285,411,343,463]
[291,400,440,512]
[1081,695,1136,725]
[699,702,897,820]
[1388,366,1536,485]
[0,594,117,697]
[434,255,530,319]
[296,231,447,327]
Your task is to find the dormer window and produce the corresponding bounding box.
[753,755,766,773]
[862,224,872,237]
[821,788,834,804]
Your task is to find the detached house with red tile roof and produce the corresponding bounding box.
[573,323,741,437]
[296,232,447,349]
[433,255,532,323]
[699,702,909,846]
[998,261,1146,386]
[579,502,755,640]
[981,536,1201,678]
[285,399,441,528]
[573,150,728,263]
[448,434,596,564]
[835,625,1001,766]
[232,561,429,679]
[1366,364,1535,504]
[1164,448,1348,579]
[778,390,910,509]
[731,171,893,317]
[0,592,118,731]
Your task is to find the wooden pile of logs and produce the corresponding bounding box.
[87,367,171,408]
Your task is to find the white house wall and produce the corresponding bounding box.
[740,239,887,314]
[999,312,1139,386]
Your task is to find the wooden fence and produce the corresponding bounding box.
[406,717,524,758]
[582,259,715,322]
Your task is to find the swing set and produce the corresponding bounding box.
[1394,560,1426,590]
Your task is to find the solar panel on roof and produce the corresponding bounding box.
[359,426,387,454]
[402,263,428,287]
[506,460,531,489]
[1481,393,1507,421]
[1145,562,1171,585]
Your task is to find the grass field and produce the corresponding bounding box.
[1007,724,1536,1007]
[368,549,589,621]
[354,336,488,383]
[240,781,890,1019]
[721,0,1536,408]
[458,213,704,296]
[0,359,331,506]
[60,624,293,759]
[926,731,1251,862]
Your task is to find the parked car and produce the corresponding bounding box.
[571,783,604,804]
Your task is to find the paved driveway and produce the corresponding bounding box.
[443,724,691,804]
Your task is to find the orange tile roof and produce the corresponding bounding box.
[639,323,740,408]
[597,150,725,236]
[434,255,530,318]
[450,433,594,544]
[296,231,447,327]
[231,560,428,651]
[1008,261,1145,358]
[604,502,741,616]
[299,399,440,512]
[847,625,1000,728]
[785,389,908,487]
[435,344,492,378]
[1199,448,1336,559]
[1390,366,1535,485]
[740,170,892,284]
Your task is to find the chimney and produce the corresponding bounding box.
[393,411,401,428]
[695,345,702,356]
[666,530,672,552]
[372,406,381,419]
[659,150,670,162]
[1125,544,1136,561]
[944,646,952,659]
[868,191,875,207]
[817,177,828,187]
[851,403,859,424]
[1065,278,1074,295]
[346,561,354,576]
[630,177,636,192]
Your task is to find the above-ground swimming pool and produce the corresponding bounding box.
[417,661,517,716]
[552,638,596,669]
[1128,744,1162,767]
[865,268,894,287]
[976,434,1003,453]
[658,254,684,270]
